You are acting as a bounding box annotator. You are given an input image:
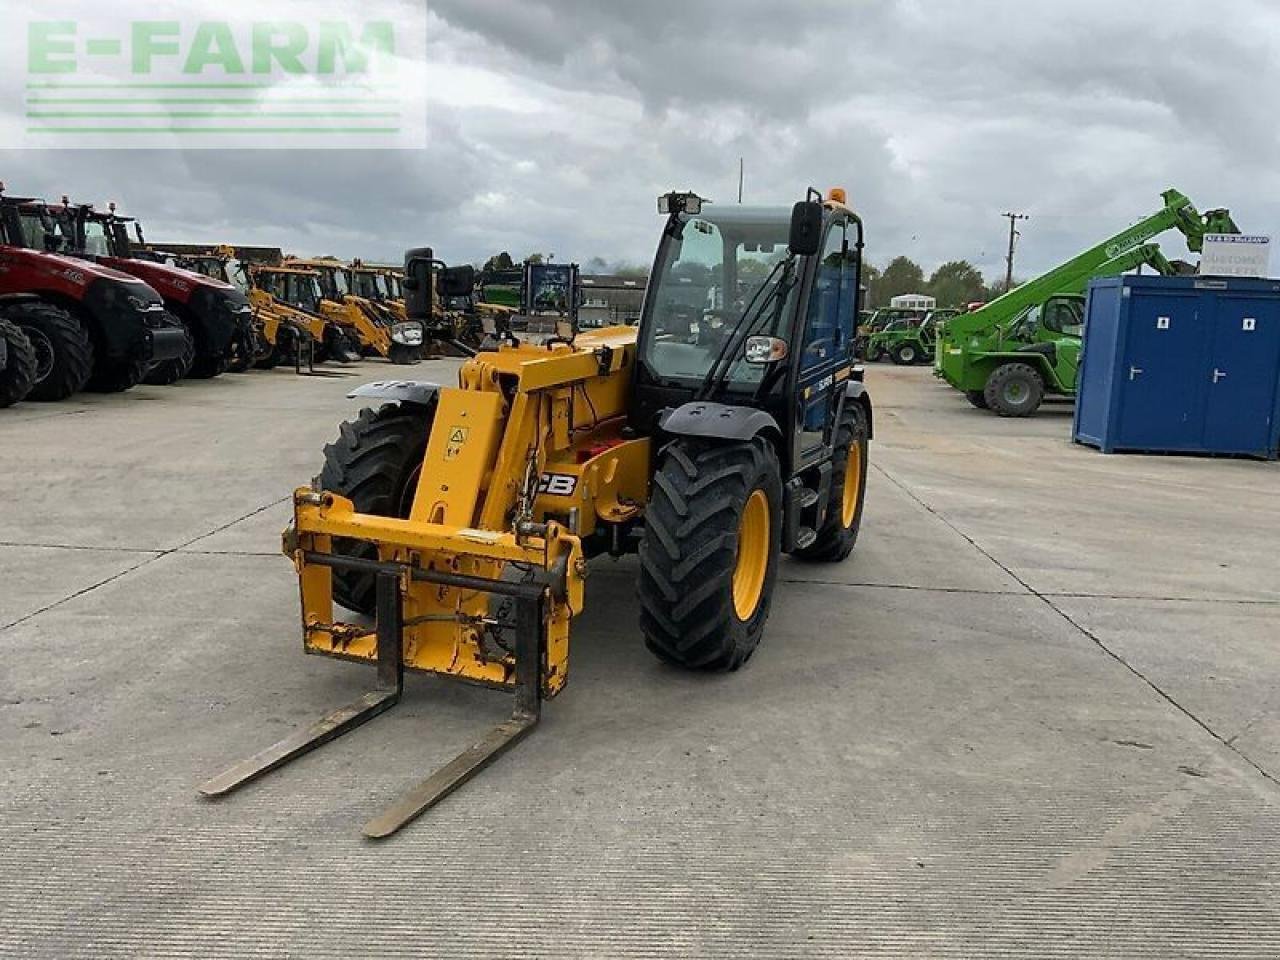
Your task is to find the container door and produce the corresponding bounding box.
[1202,296,1280,454]
[1117,292,1207,450]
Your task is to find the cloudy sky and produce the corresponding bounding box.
[3,0,1277,282]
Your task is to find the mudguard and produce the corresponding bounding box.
[658,401,782,443]
[841,380,874,438]
[348,379,441,407]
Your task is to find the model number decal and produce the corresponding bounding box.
[538,473,577,497]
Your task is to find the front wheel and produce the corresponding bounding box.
[792,402,869,563]
[143,314,195,385]
[387,342,421,365]
[638,437,782,671]
[318,402,434,614]
[891,343,918,365]
[86,358,147,393]
[984,362,1045,417]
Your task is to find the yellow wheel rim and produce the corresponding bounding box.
[841,443,863,528]
[732,489,770,621]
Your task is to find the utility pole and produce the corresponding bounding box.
[738,157,744,204]
[1002,212,1029,292]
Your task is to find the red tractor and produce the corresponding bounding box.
[0,192,187,399]
[56,200,255,383]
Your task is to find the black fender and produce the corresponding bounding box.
[839,379,874,439]
[348,379,441,409]
[658,401,782,445]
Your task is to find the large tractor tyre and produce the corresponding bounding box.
[86,358,147,393]
[965,390,989,410]
[142,315,195,386]
[891,342,919,365]
[638,437,783,672]
[0,318,38,407]
[984,362,1045,417]
[792,403,869,563]
[387,342,420,365]
[318,402,433,615]
[6,302,93,402]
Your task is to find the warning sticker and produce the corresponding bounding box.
[445,426,469,460]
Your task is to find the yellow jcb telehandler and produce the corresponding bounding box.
[201,189,874,837]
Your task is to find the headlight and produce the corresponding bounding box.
[392,322,424,346]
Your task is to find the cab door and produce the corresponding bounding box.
[793,217,856,469]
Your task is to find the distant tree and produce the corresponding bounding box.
[926,260,987,308]
[483,251,514,272]
[614,263,648,279]
[985,275,1023,300]
[877,256,926,305]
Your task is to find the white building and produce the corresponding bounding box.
[890,293,936,311]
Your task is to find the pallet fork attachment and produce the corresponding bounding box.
[198,556,545,839]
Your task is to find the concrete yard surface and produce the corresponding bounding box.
[2,361,1278,958]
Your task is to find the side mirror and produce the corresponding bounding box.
[789,201,823,256]
[402,245,434,321]
[441,264,475,298]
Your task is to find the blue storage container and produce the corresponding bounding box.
[1074,275,1280,459]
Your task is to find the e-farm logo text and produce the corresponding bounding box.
[13,4,427,149]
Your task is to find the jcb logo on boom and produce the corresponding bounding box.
[538,473,578,497]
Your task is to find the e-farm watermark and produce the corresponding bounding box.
[8,1,427,149]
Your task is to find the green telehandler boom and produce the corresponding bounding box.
[936,189,1237,416]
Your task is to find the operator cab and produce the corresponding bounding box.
[632,189,864,473]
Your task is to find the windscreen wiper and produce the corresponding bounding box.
[696,255,795,401]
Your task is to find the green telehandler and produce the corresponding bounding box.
[936,189,1237,416]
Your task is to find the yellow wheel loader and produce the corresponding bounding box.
[201,189,874,837]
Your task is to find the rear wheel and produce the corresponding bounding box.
[965,390,989,409]
[0,317,37,407]
[638,437,782,671]
[891,342,919,365]
[6,302,93,401]
[984,362,1044,417]
[318,402,434,614]
[792,402,869,563]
